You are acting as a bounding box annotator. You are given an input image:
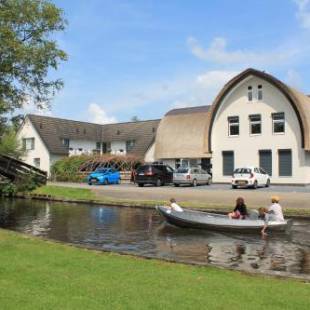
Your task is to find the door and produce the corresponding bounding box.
[259,150,272,176]
[278,149,292,177]
[222,151,234,176]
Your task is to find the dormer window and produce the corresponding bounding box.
[248,86,253,102]
[258,85,263,100]
[83,128,87,134]
[117,130,120,135]
[76,128,80,134]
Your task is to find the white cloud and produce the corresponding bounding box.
[87,103,117,124]
[187,36,298,66]
[286,69,303,89]
[294,0,310,29]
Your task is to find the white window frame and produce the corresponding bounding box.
[23,137,35,150]
[272,113,285,135]
[257,85,263,101]
[228,116,239,137]
[249,114,262,136]
[247,86,253,102]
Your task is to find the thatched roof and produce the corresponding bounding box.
[154,106,212,159]
[207,68,310,152]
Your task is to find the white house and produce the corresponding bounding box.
[154,68,310,185]
[17,114,159,175]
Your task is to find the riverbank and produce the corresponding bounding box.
[28,185,310,217]
[0,228,309,309]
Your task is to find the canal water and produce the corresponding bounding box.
[0,198,310,279]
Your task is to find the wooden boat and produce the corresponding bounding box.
[156,206,292,233]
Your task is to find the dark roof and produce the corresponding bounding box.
[27,114,160,156]
[165,105,211,116]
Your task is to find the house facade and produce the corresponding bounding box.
[17,114,159,175]
[154,68,310,185]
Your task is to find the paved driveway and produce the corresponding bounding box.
[50,182,310,209]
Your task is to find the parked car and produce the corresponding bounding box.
[231,167,270,189]
[135,163,174,187]
[87,168,120,185]
[173,167,212,187]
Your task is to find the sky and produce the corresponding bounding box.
[23,0,310,124]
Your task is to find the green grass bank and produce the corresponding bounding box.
[0,229,309,310]
[32,185,310,217]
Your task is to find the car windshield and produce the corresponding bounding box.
[233,168,251,174]
[176,168,189,173]
[95,168,110,173]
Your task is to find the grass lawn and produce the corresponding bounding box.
[0,229,309,310]
[32,185,310,216]
[34,185,96,201]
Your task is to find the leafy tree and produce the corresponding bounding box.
[0,0,67,131]
[131,116,140,122]
[0,127,25,158]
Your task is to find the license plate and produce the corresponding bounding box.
[238,181,246,185]
[139,173,144,176]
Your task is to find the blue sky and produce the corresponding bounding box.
[24,0,310,123]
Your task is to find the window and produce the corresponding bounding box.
[126,140,135,152]
[175,159,181,169]
[78,148,83,152]
[228,116,239,136]
[22,138,35,150]
[257,85,263,100]
[248,86,253,101]
[249,114,261,135]
[33,158,40,168]
[272,112,285,134]
[62,138,70,147]
[83,128,87,134]
[76,128,80,134]
[96,142,101,150]
[278,149,292,176]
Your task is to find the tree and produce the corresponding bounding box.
[0,127,24,158]
[131,116,140,122]
[0,0,67,130]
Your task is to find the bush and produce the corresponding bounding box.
[51,155,89,182]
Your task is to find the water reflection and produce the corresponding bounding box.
[0,198,309,279]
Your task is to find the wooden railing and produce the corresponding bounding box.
[0,154,47,185]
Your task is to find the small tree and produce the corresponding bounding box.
[0,0,67,131]
[0,127,24,158]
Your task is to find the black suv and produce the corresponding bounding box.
[135,163,174,187]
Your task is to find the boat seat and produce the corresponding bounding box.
[248,210,259,220]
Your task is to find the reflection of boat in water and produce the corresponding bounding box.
[156,206,292,233]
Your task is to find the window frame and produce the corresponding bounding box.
[272,112,285,134]
[23,137,35,150]
[249,114,262,135]
[247,86,253,102]
[257,85,263,101]
[228,116,240,137]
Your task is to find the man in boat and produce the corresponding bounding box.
[169,198,183,212]
[261,196,284,236]
[228,197,248,219]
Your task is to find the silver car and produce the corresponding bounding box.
[173,167,212,187]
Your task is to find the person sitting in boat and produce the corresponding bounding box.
[261,196,284,236]
[258,207,268,220]
[169,198,183,212]
[228,197,248,220]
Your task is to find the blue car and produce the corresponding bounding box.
[87,168,120,185]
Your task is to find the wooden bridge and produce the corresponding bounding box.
[0,154,47,185]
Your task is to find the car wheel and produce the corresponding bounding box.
[232,185,237,189]
[104,179,109,185]
[116,179,120,184]
[88,182,92,186]
[207,178,212,185]
[253,180,258,189]
[265,179,270,187]
[192,179,197,187]
[174,183,179,187]
[138,183,144,187]
[156,178,162,187]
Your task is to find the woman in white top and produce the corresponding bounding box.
[169,198,183,212]
[261,196,284,236]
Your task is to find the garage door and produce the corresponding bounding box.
[222,151,234,176]
[259,150,272,176]
[278,149,292,176]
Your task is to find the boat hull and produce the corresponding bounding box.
[156,206,291,233]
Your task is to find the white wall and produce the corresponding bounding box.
[17,117,51,174]
[111,141,126,155]
[211,76,310,184]
[69,139,98,156]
